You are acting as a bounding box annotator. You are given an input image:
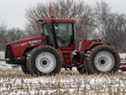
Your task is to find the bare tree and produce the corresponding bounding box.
[95,1,126,52]
[104,14,126,52]
[0,24,25,50]
[94,1,111,38]
[6,28,25,42]
[0,24,8,50]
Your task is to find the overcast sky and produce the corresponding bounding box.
[0,0,126,30]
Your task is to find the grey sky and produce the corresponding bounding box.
[0,0,126,30]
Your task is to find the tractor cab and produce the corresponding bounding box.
[39,18,76,48]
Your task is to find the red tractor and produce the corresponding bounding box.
[5,18,120,75]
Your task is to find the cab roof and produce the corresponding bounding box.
[39,17,76,24]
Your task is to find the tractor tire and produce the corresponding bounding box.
[21,64,30,74]
[26,46,62,76]
[20,59,30,74]
[85,45,120,74]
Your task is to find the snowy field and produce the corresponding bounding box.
[0,70,126,95]
[0,51,126,95]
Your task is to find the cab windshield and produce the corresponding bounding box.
[43,23,73,47]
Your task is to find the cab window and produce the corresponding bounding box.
[54,23,73,47]
[43,24,50,36]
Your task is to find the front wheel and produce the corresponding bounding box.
[27,46,62,76]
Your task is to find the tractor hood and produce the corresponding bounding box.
[6,35,46,45]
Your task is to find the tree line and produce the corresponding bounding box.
[0,0,126,52]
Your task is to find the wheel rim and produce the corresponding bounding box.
[94,51,115,72]
[35,52,56,74]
